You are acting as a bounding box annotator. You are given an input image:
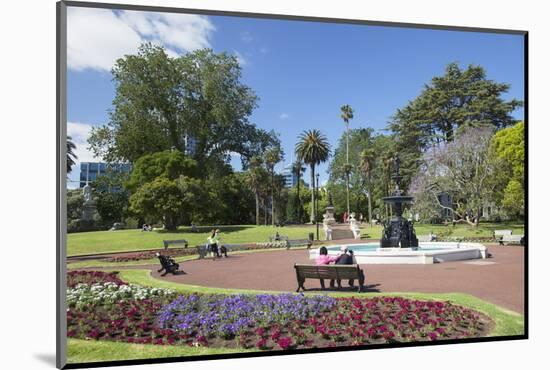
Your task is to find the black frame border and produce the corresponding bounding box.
[56,1,528,369]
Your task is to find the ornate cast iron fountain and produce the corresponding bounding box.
[380,156,419,249]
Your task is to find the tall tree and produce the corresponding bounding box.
[88,44,278,171]
[291,159,306,223]
[340,105,354,215]
[489,122,525,218]
[410,126,497,227]
[295,130,331,224]
[264,147,284,226]
[359,148,375,225]
[67,136,77,174]
[245,156,268,225]
[389,63,522,189]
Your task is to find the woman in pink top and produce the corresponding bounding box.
[315,246,340,265]
[315,246,342,289]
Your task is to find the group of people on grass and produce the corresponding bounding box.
[315,245,364,289]
[206,229,228,259]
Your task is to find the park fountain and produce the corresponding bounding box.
[309,157,488,264]
[380,157,419,249]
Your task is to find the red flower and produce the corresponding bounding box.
[277,337,293,350]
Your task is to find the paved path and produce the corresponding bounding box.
[144,244,524,314]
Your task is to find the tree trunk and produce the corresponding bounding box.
[164,214,177,231]
[310,165,315,224]
[346,171,350,215]
[271,172,275,227]
[255,191,260,226]
[367,185,372,226]
[297,173,301,223]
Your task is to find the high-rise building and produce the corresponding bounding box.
[280,164,309,188]
[184,135,197,157]
[79,162,131,188]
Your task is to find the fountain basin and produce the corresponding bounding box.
[310,242,488,264]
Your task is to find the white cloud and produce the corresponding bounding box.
[67,121,101,164]
[234,50,248,67]
[240,31,253,43]
[279,113,289,119]
[67,8,215,72]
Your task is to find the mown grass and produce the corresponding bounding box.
[67,225,317,256]
[67,222,523,257]
[67,338,256,363]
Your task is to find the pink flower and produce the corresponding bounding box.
[277,337,293,350]
[256,338,268,350]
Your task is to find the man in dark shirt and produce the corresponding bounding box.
[333,248,359,288]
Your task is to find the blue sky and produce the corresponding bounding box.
[66,7,524,188]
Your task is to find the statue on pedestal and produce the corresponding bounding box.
[81,182,97,221]
[323,192,336,225]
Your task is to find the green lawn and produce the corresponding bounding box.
[67,222,524,257]
[67,338,256,363]
[67,225,317,256]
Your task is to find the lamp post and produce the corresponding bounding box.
[316,173,320,241]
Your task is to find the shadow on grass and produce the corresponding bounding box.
[156,225,254,235]
[302,283,381,293]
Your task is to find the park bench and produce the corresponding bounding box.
[269,234,289,242]
[500,234,525,246]
[493,230,512,244]
[294,263,365,293]
[156,254,180,276]
[163,239,188,250]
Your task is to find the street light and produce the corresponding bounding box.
[316,173,320,241]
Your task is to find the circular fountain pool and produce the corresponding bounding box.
[309,242,488,264]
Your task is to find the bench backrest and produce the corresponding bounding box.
[502,235,523,241]
[295,264,361,280]
[288,239,312,245]
[163,239,188,248]
[494,230,512,236]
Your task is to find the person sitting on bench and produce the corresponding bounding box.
[331,247,360,288]
[214,229,228,258]
[315,246,343,289]
[155,252,179,276]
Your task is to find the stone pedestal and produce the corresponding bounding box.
[81,200,97,221]
[324,205,336,225]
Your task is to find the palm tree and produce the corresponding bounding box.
[291,159,306,223]
[264,147,283,226]
[246,156,267,225]
[295,130,331,224]
[340,105,354,215]
[359,148,375,225]
[67,136,77,174]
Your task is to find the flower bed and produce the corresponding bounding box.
[67,270,126,287]
[104,241,303,263]
[67,291,493,350]
[105,248,197,263]
[67,282,176,309]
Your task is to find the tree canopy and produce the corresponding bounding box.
[88,44,279,171]
[388,63,522,189]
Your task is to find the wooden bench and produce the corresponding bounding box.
[163,239,188,249]
[294,264,365,293]
[157,254,180,276]
[269,234,289,242]
[500,235,524,246]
